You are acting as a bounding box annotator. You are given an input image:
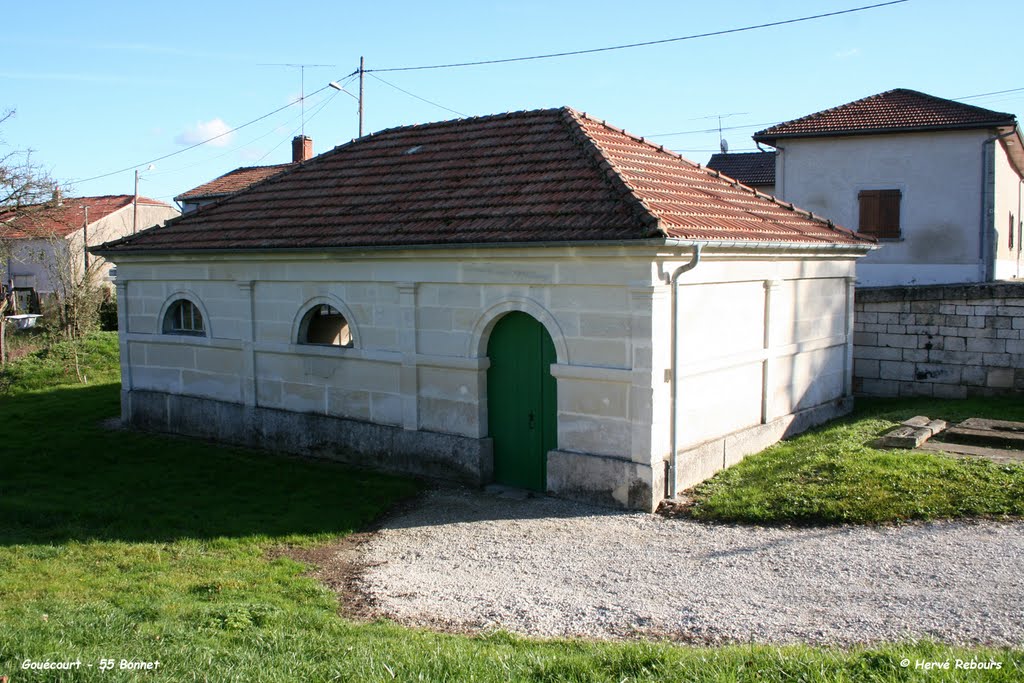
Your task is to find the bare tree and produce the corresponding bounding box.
[43,231,105,340]
[1,109,65,363]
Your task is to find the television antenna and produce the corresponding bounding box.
[258,63,336,137]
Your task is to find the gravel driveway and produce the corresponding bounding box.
[350,487,1024,645]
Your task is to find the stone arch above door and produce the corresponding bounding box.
[467,297,569,364]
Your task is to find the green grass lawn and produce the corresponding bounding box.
[1,329,119,394]
[0,335,1022,681]
[688,397,1024,525]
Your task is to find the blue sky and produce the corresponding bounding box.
[2,0,1022,207]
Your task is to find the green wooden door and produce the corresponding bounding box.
[486,312,557,491]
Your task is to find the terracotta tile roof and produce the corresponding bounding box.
[705,152,775,187]
[97,108,872,254]
[175,163,292,202]
[0,195,171,239]
[754,89,1017,144]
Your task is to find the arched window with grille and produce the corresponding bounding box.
[162,298,205,336]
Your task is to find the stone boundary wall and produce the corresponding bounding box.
[853,283,1024,398]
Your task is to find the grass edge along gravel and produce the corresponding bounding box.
[1,335,1022,680]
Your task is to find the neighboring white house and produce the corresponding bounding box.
[174,136,314,213]
[753,89,1024,286]
[95,108,874,511]
[0,194,179,312]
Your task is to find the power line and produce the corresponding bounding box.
[256,90,341,163]
[147,93,336,177]
[367,73,467,117]
[646,120,781,138]
[72,86,331,185]
[367,1,909,73]
[70,2,911,188]
[673,148,759,154]
[954,87,1024,101]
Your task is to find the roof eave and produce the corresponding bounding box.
[997,124,1024,178]
[91,236,876,260]
[173,192,232,203]
[754,119,1019,145]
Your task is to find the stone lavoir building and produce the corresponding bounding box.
[95,108,875,511]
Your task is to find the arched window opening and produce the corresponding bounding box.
[163,299,205,336]
[300,304,352,347]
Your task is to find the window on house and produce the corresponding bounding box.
[163,299,205,335]
[858,189,902,239]
[299,304,352,346]
[1011,212,1016,250]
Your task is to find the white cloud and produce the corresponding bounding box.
[175,118,235,147]
[834,48,861,59]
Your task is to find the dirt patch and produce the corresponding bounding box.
[270,490,428,621]
[275,532,382,620]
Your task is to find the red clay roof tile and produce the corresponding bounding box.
[754,89,1016,144]
[0,195,171,239]
[174,163,293,202]
[98,108,872,254]
[705,152,775,187]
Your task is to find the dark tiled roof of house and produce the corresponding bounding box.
[97,108,873,254]
[0,195,171,239]
[754,89,1017,144]
[705,152,775,187]
[175,163,292,202]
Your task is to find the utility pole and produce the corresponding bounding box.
[82,206,90,269]
[328,59,364,137]
[133,169,139,235]
[358,56,365,137]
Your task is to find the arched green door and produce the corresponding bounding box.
[486,312,557,491]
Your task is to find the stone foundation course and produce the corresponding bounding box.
[853,282,1024,398]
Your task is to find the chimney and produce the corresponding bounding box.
[292,135,313,163]
[52,185,63,206]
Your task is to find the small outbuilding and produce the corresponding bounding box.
[95,108,875,511]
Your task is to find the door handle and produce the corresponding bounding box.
[528,411,535,430]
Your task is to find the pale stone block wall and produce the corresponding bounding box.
[853,282,1024,397]
[112,245,863,510]
[663,256,857,493]
[116,248,655,465]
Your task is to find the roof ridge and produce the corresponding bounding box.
[757,89,896,137]
[360,107,564,142]
[755,88,1016,141]
[572,111,857,239]
[224,162,292,173]
[892,88,1016,119]
[562,109,663,235]
[701,165,865,239]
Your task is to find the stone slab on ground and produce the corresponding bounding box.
[919,440,1024,465]
[944,418,1024,450]
[874,425,934,449]
[875,417,948,449]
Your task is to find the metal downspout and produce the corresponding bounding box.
[667,243,704,499]
[774,144,785,198]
